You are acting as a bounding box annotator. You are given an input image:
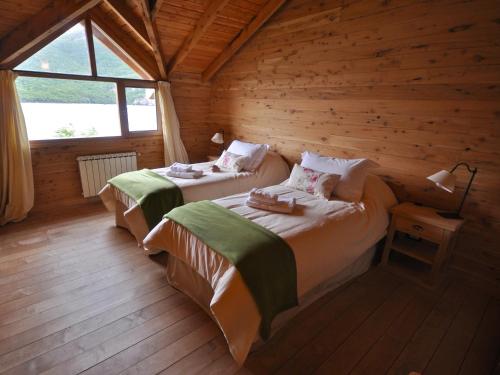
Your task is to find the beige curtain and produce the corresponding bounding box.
[158,81,189,165]
[0,70,34,225]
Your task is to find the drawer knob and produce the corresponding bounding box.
[412,224,424,232]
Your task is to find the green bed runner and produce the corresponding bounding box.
[164,200,298,339]
[108,169,184,230]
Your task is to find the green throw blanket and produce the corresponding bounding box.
[108,169,184,230]
[164,200,298,339]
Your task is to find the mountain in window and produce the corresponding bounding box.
[93,25,141,79]
[16,22,144,79]
[16,23,91,75]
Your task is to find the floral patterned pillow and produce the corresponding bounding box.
[215,150,248,172]
[286,164,341,199]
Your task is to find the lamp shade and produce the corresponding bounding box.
[427,170,456,193]
[211,132,224,144]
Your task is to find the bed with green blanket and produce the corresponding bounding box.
[164,200,298,340]
[142,180,395,365]
[108,169,184,230]
[98,153,291,245]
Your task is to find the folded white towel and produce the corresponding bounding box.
[249,188,279,204]
[170,163,193,173]
[276,196,296,207]
[166,170,203,179]
[246,197,296,214]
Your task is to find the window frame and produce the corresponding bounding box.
[13,17,161,145]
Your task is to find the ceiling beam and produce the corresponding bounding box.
[167,0,230,75]
[90,8,160,79]
[0,0,102,67]
[137,0,167,80]
[151,0,165,20]
[202,0,287,81]
[105,0,152,49]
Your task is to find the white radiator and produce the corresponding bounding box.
[77,152,137,198]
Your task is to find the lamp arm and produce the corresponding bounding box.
[449,162,476,174]
[455,164,478,217]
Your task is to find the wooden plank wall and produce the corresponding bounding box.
[207,0,500,285]
[170,74,212,162]
[29,75,211,211]
[30,135,164,211]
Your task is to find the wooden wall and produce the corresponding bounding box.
[207,0,500,285]
[30,75,211,211]
[171,74,212,162]
[30,135,164,210]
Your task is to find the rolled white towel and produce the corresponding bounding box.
[246,197,295,214]
[166,170,203,179]
[170,162,193,173]
[249,188,279,204]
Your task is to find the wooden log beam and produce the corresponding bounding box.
[0,0,102,67]
[137,0,167,79]
[167,0,230,75]
[202,0,287,81]
[105,0,152,49]
[90,8,160,79]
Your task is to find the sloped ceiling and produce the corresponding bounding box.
[0,0,283,80]
[156,0,268,74]
[0,1,53,39]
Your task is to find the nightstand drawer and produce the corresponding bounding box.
[395,216,444,242]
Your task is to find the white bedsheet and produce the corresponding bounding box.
[99,152,290,244]
[143,175,397,364]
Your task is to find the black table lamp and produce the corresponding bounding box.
[427,162,477,219]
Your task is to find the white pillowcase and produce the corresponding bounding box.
[363,174,398,210]
[227,140,269,171]
[215,150,248,172]
[301,151,379,202]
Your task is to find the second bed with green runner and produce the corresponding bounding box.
[164,200,298,339]
[108,169,184,230]
[143,181,395,365]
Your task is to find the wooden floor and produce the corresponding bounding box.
[0,203,499,375]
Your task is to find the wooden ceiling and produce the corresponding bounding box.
[0,0,286,81]
[0,0,53,39]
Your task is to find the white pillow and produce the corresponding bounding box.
[250,144,270,171]
[227,140,269,171]
[363,174,398,210]
[215,150,248,172]
[301,151,379,202]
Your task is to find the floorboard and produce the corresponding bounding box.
[0,204,498,375]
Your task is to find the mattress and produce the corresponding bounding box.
[99,152,290,244]
[143,175,397,364]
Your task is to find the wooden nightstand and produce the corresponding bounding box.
[207,155,219,162]
[382,202,464,286]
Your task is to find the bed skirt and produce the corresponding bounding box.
[99,184,150,245]
[163,245,377,355]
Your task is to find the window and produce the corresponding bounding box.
[92,24,142,79]
[14,19,158,141]
[17,77,121,140]
[126,87,158,132]
[16,24,91,76]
